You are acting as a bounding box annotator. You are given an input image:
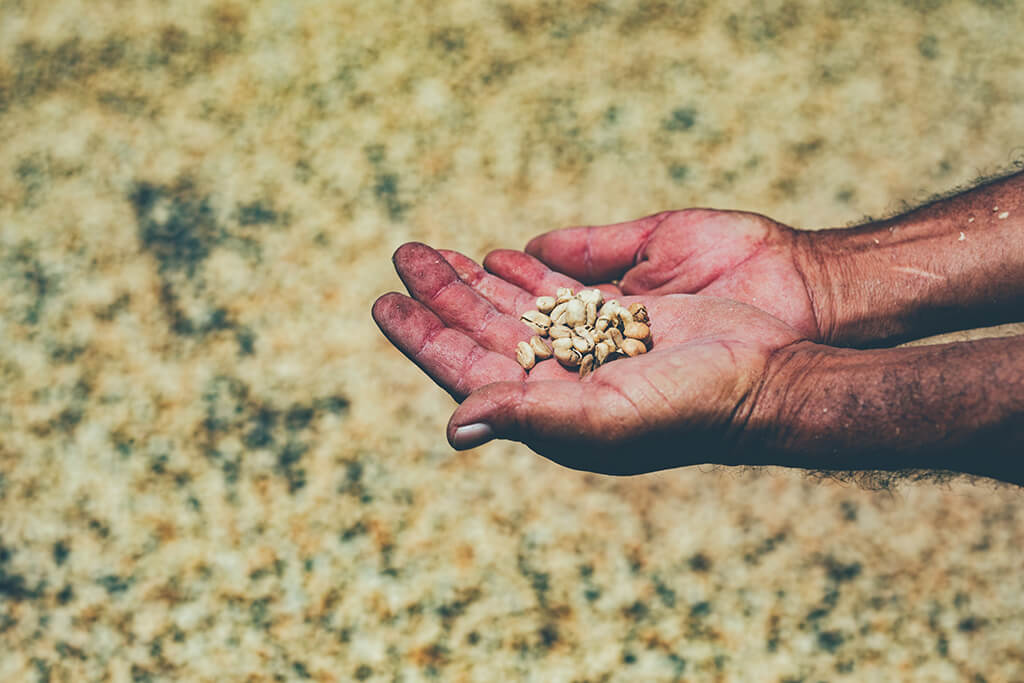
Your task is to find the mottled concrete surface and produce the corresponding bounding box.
[1,0,1023,680]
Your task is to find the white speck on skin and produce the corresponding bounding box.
[873,238,879,244]
[968,217,974,223]
[993,206,999,211]
[959,232,966,241]
[998,211,1009,219]
[892,266,945,281]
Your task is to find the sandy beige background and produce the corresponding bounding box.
[1,0,1022,680]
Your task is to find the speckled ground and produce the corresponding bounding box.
[1,1,1023,681]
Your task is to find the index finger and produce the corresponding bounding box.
[524,211,672,283]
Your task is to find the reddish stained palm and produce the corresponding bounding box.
[373,242,808,475]
[520,209,820,340]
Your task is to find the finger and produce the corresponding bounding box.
[446,378,639,451]
[372,292,525,401]
[437,249,536,315]
[482,250,586,296]
[523,211,672,283]
[619,259,677,295]
[393,243,534,354]
[446,380,597,450]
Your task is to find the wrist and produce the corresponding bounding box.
[736,340,832,467]
[791,229,844,345]
[793,222,933,348]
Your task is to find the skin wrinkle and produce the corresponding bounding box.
[583,226,594,281]
[793,231,840,343]
[592,375,647,435]
[470,304,506,341]
[640,372,678,423]
[409,313,447,360]
[426,275,462,308]
[451,343,489,399]
[630,212,672,269]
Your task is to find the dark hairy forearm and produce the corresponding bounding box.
[744,335,1024,486]
[795,172,1024,347]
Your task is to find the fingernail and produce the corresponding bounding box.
[452,423,494,449]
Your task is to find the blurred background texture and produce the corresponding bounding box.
[0,0,1022,680]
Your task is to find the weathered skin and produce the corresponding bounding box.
[372,173,1024,485]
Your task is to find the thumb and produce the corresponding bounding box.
[446,380,622,450]
[524,211,671,284]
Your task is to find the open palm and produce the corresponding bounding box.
[373,242,806,474]
[520,209,820,340]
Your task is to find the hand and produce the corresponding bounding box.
[520,209,820,340]
[373,242,807,475]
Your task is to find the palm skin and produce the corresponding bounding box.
[522,209,820,340]
[373,242,806,475]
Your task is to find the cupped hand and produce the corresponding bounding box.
[520,209,821,340]
[373,242,807,475]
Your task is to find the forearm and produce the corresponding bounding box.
[796,172,1024,346]
[744,336,1024,486]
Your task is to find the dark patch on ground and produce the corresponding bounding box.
[15,155,50,207]
[791,137,824,158]
[537,623,559,649]
[918,34,939,59]
[276,443,307,493]
[957,616,987,632]
[622,600,649,621]
[654,578,676,608]
[688,552,712,572]
[131,180,221,276]
[690,600,711,617]
[5,242,53,325]
[725,2,802,44]
[618,0,709,34]
[0,542,44,602]
[436,586,482,627]
[340,521,367,542]
[53,541,69,566]
[429,27,467,59]
[97,574,133,595]
[663,107,697,132]
[372,173,406,221]
[199,375,349,494]
[743,531,786,565]
[825,557,862,583]
[364,145,409,221]
[900,0,950,12]
[480,59,516,86]
[236,201,278,226]
[817,629,844,652]
[516,554,551,609]
[129,179,271,347]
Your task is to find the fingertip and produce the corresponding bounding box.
[392,241,425,265]
[524,234,545,257]
[437,249,481,283]
[371,291,402,322]
[481,249,516,273]
[448,422,495,450]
